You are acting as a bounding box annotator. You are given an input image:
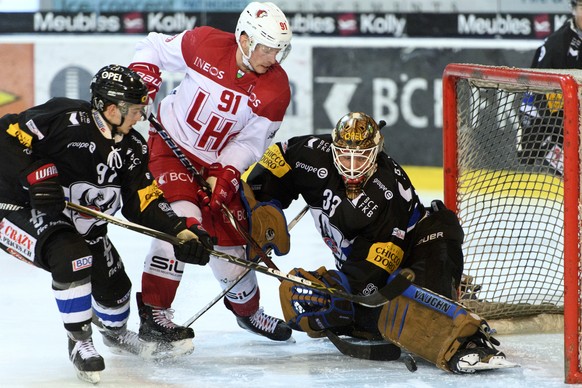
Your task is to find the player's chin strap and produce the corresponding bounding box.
[92,109,124,139]
[237,41,255,72]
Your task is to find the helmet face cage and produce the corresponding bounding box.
[90,64,148,113]
[235,2,292,64]
[332,146,380,181]
[331,112,384,187]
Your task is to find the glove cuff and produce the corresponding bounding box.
[208,163,240,191]
[185,217,201,229]
[23,160,59,186]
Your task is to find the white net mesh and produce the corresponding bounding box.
[453,77,565,319]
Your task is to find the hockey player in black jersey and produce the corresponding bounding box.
[245,112,515,373]
[517,0,582,175]
[0,65,213,384]
[531,0,582,69]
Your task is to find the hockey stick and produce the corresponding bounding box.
[64,202,407,307]
[182,204,309,327]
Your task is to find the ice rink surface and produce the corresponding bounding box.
[0,194,573,387]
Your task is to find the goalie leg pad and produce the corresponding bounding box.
[279,266,354,337]
[377,279,482,372]
[241,181,290,261]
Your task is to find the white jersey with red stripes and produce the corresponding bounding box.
[132,26,291,173]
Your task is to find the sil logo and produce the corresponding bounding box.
[150,255,184,274]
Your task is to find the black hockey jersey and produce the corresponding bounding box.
[0,97,184,239]
[532,18,582,69]
[246,134,427,294]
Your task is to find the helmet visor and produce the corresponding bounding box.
[117,101,150,122]
[250,40,291,64]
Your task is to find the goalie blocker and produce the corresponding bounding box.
[240,181,290,261]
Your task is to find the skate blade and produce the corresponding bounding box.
[75,370,101,384]
[106,342,159,358]
[150,339,195,359]
[458,357,519,372]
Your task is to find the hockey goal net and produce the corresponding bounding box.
[442,64,582,384]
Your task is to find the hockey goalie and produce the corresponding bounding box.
[245,111,518,373]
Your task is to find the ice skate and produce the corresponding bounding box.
[100,326,159,359]
[448,324,519,373]
[136,292,194,357]
[68,337,105,384]
[236,307,293,342]
[448,347,518,373]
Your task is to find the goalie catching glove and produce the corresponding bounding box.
[173,218,214,265]
[279,266,354,337]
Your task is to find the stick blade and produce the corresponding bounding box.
[325,330,401,361]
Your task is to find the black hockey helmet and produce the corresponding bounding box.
[90,64,148,112]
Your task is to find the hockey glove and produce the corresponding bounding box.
[174,218,214,266]
[241,181,290,262]
[279,266,355,337]
[24,161,65,216]
[129,62,162,101]
[206,163,240,212]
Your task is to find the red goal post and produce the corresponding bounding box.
[442,64,581,384]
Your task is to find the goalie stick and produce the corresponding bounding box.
[324,330,418,371]
[182,204,309,327]
[64,202,410,307]
[324,330,401,361]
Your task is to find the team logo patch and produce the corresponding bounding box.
[365,241,403,273]
[259,145,291,178]
[323,236,341,256]
[72,255,92,271]
[138,182,164,211]
[7,122,33,147]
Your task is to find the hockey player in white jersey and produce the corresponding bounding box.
[129,2,293,348]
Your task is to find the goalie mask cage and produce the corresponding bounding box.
[442,64,582,384]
